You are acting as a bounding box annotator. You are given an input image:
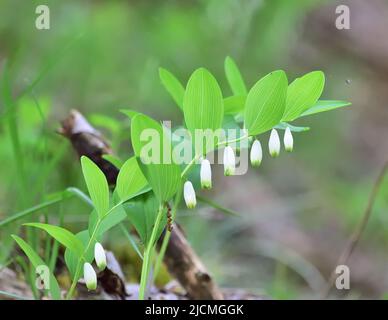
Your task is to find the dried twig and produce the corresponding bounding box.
[322,160,388,298]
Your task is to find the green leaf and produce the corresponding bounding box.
[81,156,110,218]
[300,100,351,118]
[64,230,98,280]
[275,122,310,132]
[0,189,74,228]
[244,70,288,136]
[159,68,185,110]
[12,235,61,300]
[282,71,325,121]
[224,56,247,96]
[116,157,148,202]
[131,114,181,202]
[24,223,84,256]
[224,95,246,114]
[183,68,224,132]
[87,205,125,239]
[102,154,124,169]
[123,193,166,246]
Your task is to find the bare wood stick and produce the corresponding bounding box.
[59,110,223,300]
[322,160,388,298]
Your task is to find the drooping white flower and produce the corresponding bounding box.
[223,146,235,176]
[83,262,97,291]
[250,140,262,167]
[184,181,196,209]
[283,127,294,152]
[200,159,212,189]
[94,242,107,271]
[268,129,280,157]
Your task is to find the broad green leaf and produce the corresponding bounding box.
[300,100,351,118]
[116,157,148,202]
[183,68,224,132]
[24,223,84,256]
[136,159,181,203]
[12,235,61,300]
[159,68,185,110]
[81,156,110,218]
[244,70,288,136]
[224,56,247,96]
[123,193,167,246]
[224,96,246,114]
[102,154,124,169]
[99,205,127,234]
[64,230,98,280]
[275,122,310,132]
[88,205,125,238]
[282,71,325,121]
[131,114,181,202]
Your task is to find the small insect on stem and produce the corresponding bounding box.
[165,202,173,232]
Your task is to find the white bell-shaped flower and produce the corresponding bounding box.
[268,129,280,157]
[200,159,212,189]
[284,127,294,152]
[94,242,107,271]
[83,262,97,291]
[223,146,235,176]
[184,181,196,209]
[250,140,262,167]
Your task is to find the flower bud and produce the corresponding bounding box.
[200,159,212,189]
[268,129,280,157]
[223,146,235,176]
[94,242,107,271]
[83,262,97,291]
[284,127,293,152]
[184,181,196,209]
[250,140,262,167]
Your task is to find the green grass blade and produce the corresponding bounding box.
[12,235,61,300]
[0,190,73,228]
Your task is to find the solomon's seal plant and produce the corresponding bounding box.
[9,56,350,299]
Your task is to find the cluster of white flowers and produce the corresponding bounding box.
[268,127,294,157]
[83,242,107,291]
[183,127,294,209]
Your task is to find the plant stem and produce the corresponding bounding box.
[153,187,182,280]
[196,195,240,216]
[181,155,200,178]
[138,204,165,300]
[119,223,143,260]
[65,217,103,300]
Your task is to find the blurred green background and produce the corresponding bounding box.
[1,0,388,299]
